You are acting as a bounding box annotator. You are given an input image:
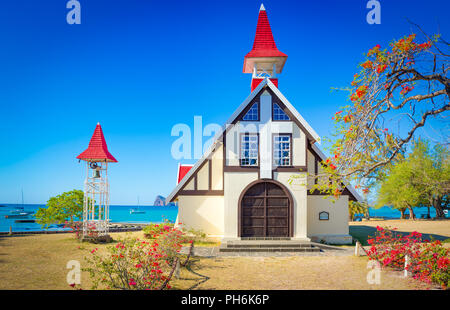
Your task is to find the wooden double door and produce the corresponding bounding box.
[240,181,292,237]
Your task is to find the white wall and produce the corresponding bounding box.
[307,195,351,243]
[177,195,225,237]
[273,172,308,239]
[223,171,259,239]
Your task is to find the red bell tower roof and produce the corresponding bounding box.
[77,123,118,162]
[243,4,288,74]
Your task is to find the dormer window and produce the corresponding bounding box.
[242,102,259,121]
[273,102,290,121]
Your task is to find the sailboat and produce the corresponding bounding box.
[7,189,34,218]
[130,196,145,214]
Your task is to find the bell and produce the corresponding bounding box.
[94,168,101,178]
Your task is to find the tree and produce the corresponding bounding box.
[349,201,368,221]
[312,30,449,198]
[407,140,450,218]
[377,160,422,220]
[377,139,450,219]
[36,190,84,229]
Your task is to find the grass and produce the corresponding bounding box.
[349,219,450,246]
[181,241,221,247]
[0,219,448,290]
[171,256,429,290]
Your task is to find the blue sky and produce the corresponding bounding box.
[0,0,448,205]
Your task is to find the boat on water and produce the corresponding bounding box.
[5,213,31,219]
[130,209,145,214]
[15,219,36,223]
[7,189,35,217]
[10,209,34,215]
[130,196,146,214]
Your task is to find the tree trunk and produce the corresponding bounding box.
[432,197,445,218]
[407,206,416,220]
[400,209,406,219]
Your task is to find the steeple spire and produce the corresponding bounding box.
[77,123,118,162]
[243,4,287,91]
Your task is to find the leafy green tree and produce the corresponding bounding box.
[377,140,450,219]
[407,140,450,218]
[349,201,368,221]
[36,190,84,229]
[376,159,421,219]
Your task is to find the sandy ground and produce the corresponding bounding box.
[171,255,429,290]
[0,220,447,290]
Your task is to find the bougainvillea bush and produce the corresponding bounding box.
[83,227,185,290]
[64,221,99,240]
[142,223,175,239]
[367,226,449,288]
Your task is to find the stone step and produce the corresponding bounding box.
[240,237,291,241]
[225,243,314,248]
[219,247,321,253]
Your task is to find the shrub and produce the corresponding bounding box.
[64,221,99,241]
[367,226,449,288]
[181,227,207,243]
[143,223,175,239]
[84,226,185,290]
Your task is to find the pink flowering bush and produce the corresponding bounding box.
[83,226,185,290]
[143,223,175,239]
[367,226,449,289]
[64,221,99,240]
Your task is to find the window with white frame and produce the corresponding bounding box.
[240,134,258,166]
[273,135,291,166]
[273,102,290,120]
[242,102,259,121]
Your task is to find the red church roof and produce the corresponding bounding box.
[244,4,287,59]
[77,123,118,162]
[177,164,193,184]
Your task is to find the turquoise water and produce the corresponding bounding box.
[365,206,447,219]
[0,203,446,232]
[0,204,178,232]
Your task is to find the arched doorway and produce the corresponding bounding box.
[238,180,293,237]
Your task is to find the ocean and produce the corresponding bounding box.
[0,204,447,233]
[0,204,178,233]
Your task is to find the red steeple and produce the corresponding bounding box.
[77,123,118,162]
[243,4,287,91]
[244,4,287,60]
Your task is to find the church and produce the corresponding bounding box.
[167,4,361,244]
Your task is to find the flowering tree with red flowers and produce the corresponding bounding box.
[313,31,449,197]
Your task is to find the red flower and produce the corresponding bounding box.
[376,64,387,74]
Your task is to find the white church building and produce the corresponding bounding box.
[167,5,361,244]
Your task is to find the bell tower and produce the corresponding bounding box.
[77,123,117,240]
[243,4,288,92]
